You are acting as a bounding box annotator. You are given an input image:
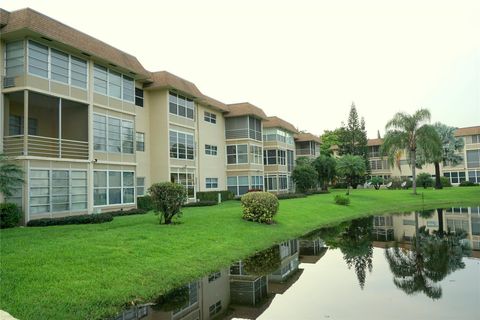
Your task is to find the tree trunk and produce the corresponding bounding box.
[414,211,420,251]
[437,208,444,238]
[434,162,442,189]
[411,150,417,195]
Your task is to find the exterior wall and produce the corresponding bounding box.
[263,131,296,193]
[197,104,227,192]
[201,268,230,320]
[135,85,151,192]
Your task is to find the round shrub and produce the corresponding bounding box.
[241,191,279,224]
[0,203,22,228]
[334,194,350,206]
[149,182,187,224]
[416,173,434,189]
[440,176,452,187]
[459,181,478,187]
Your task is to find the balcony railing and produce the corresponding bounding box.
[296,148,318,156]
[3,135,89,160]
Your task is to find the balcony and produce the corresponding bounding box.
[3,91,89,160]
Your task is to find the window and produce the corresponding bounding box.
[208,271,221,282]
[227,176,249,196]
[278,150,286,165]
[94,170,135,206]
[136,177,145,196]
[135,88,144,107]
[251,176,263,190]
[206,178,218,189]
[444,171,466,184]
[263,128,286,143]
[279,174,288,190]
[286,132,295,145]
[209,301,222,318]
[28,40,48,78]
[204,111,217,124]
[8,115,37,135]
[122,76,134,102]
[94,64,108,95]
[169,92,195,120]
[136,132,145,152]
[264,149,277,165]
[29,169,87,214]
[250,145,263,164]
[93,64,134,101]
[170,172,195,198]
[169,130,195,160]
[205,144,218,156]
[50,49,69,84]
[249,116,262,141]
[403,219,415,226]
[469,170,480,183]
[94,114,133,153]
[6,40,24,77]
[466,150,480,168]
[467,135,480,144]
[287,150,294,172]
[227,144,248,164]
[108,70,122,99]
[225,117,249,139]
[70,57,87,88]
[370,159,389,170]
[265,175,277,191]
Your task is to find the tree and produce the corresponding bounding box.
[381,109,440,195]
[291,163,317,193]
[149,182,187,224]
[337,103,369,186]
[336,155,366,195]
[416,172,434,189]
[0,153,24,201]
[417,123,464,189]
[313,155,336,191]
[320,130,341,156]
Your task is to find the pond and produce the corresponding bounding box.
[113,206,480,320]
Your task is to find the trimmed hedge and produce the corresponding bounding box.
[241,192,279,224]
[109,208,147,217]
[183,200,217,207]
[0,203,22,229]
[305,190,330,195]
[27,213,113,227]
[459,181,479,187]
[276,193,307,200]
[137,196,154,210]
[334,194,350,206]
[196,191,234,202]
[440,176,452,187]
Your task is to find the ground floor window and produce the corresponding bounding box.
[468,170,480,183]
[251,175,263,190]
[206,177,218,189]
[227,176,248,196]
[170,171,195,198]
[136,177,145,196]
[279,174,288,190]
[265,175,277,191]
[209,300,222,317]
[6,185,23,209]
[443,171,466,184]
[94,170,135,206]
[30,169,87,214]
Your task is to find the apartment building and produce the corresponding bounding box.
[367,126,480,185]
[263,116,298,193]
[294,132,321,160]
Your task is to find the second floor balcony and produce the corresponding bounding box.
[3,91,89,160]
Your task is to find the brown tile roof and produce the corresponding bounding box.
[0,9,10,27]
[367,138,384,146]
[263,116,298,133]
[225,102,268,120]
[197,94,229,113]
[294,132,321,143]
[1,8,150,78]
[145,71,203,97]
[454,126,480,137]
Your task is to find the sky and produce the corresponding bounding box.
[2,0,479,137]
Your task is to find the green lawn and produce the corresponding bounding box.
[1,187,479,319]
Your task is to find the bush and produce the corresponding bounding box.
[137,196,153,210]
[243,245,281,276]
[440,176,452,187]
[0,203,22,228]
[149,182,187,224]
[334,194,350,205]
[109,208,147,217]
[305,190,330,195]
[241,192,279,224]
[196,190,234,202]
[416,173,434,189]
[369,177,383,190]
[291,164,317,193]
[332,182,348,189]
[183,200,217,207]
[276,193,307,200]
[459,181,479,187]
[27,213,113,227]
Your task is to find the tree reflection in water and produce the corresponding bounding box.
[325,217,374,289]
[385,211,471,300]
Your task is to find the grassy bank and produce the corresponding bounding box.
[1,187,479,319]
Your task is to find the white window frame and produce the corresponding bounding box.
[169,130,195,160]
[205,144,218,156]
[205,177,218,189]
[93,170,135,207]
[93,113,134,154]
[204,111,217,124]
[136,177,146,196]
[169,91,195,120]
[227,144,248,164]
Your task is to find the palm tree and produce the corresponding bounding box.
[417,123,464,189]
[336,155,366,195]
[0,153,24,201]
[381,109,440,195]
[313,155,336,191]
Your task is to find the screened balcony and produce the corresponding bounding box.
[295,141,320,157]
[3,91,89,160]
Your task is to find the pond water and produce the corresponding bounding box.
[113,206,480,320]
